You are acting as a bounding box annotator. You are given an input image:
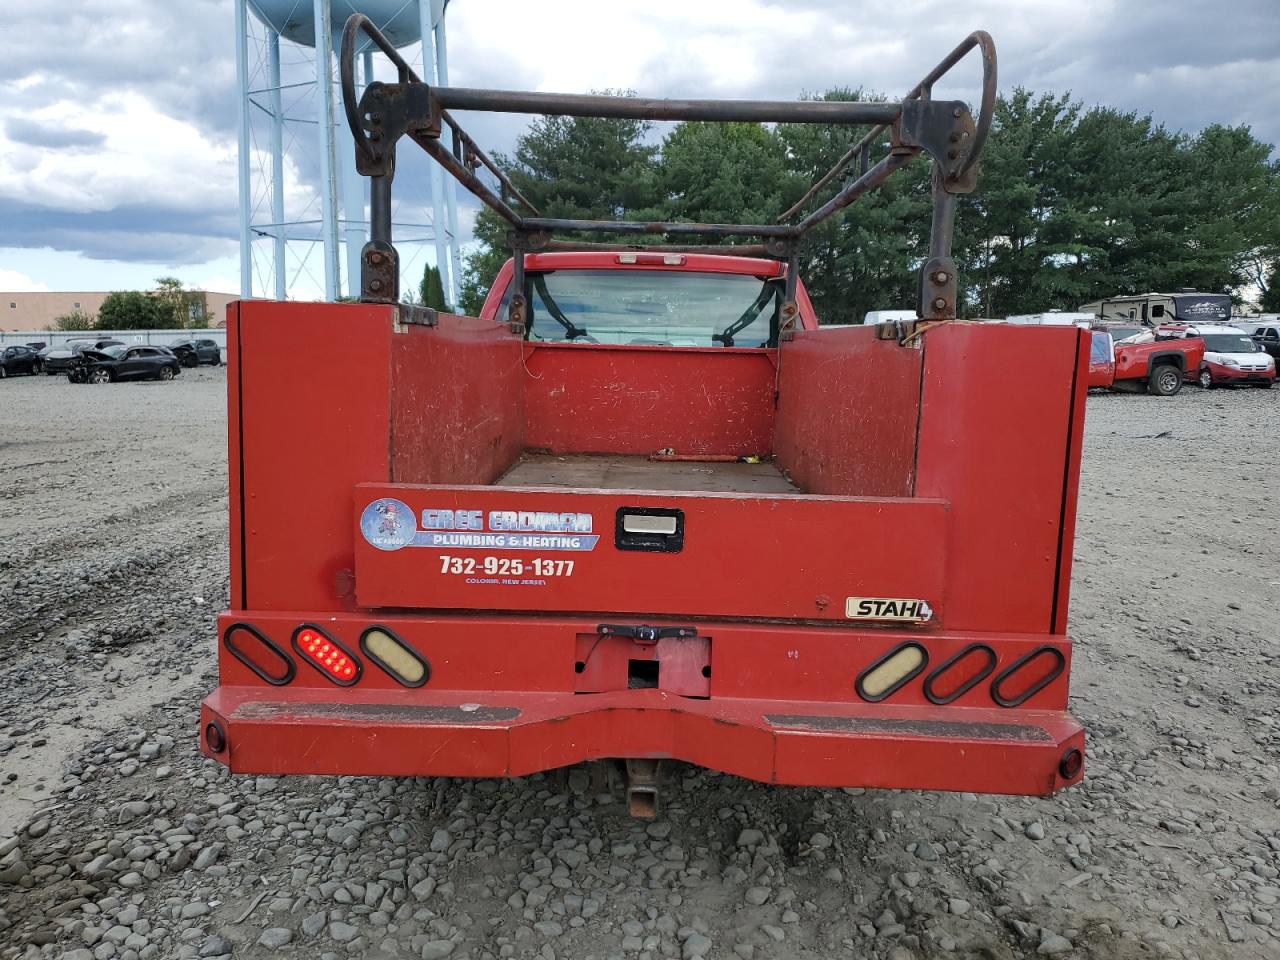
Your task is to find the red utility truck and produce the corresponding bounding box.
[1087,329,1205,395]
[200,20,1087,813]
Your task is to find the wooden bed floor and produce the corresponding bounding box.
[495,453,800,494]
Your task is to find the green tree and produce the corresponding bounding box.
[1180,125,1280,296]
[420,264,450,311]
[449,84,1280,322]
[96,291,168,330]
[1260,262,1280,312]
[776,89,931,325]
[659,121,789,227]
[152,276,192,327]
[54,309,95,331]
[953,90,1108,317]
[458,97,662,315]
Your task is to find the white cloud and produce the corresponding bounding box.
[1,0,1276,293]
[0,92,236,215]
[0,268,49,292]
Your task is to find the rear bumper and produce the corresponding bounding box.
[199,685,1084,796]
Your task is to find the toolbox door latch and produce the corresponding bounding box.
[615,507,685,552]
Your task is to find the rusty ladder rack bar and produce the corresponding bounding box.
[338,14,996,329]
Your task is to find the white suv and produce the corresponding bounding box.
[1158,323,1275,389]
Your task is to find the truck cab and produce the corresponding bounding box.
[1087,330,1114,387]
[479,252,820,345]
[1240,319,1280,368]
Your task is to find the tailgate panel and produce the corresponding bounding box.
[354,483,948,622]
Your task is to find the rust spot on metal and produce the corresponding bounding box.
[764,714,1053,743]
[234,701,519,725]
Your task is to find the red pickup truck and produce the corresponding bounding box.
[1088,329,1205,396]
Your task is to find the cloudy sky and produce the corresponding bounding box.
[1,0,1277,299]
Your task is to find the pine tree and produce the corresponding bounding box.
[419,265,449,311]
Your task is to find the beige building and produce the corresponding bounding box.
[1,290,238,331]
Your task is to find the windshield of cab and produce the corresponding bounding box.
[1201,335,1258,353]
[514,269,782,347]
[98,345,127,359]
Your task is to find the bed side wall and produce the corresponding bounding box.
[915,323,1087,635]
[237,301,393,612]
[390,314,525,485]
[773,325,923,497]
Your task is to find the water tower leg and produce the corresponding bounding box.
[433,14,464,306]
[314,0,340,301]
[337,98,366,300]
[267,29,287,302]
[420,1,451,308]
[235,0,252,299]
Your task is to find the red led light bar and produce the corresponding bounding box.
[291,625,361,686]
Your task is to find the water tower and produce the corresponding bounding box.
[234,0,462,302]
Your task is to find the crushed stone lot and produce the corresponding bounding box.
[1,370,1278,960]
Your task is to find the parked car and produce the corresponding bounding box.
[1160,323,1275,388]
[42,338,127,375]
[67,345,182,384]
[1239,320,1280,367]
[0,344,43,377]
[41,339,97,374]
[168,338,222,367]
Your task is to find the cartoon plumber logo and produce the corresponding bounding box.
[360,498,416,551]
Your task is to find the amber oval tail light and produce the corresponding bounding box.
[360,626,430,687]
[855,642,928,703]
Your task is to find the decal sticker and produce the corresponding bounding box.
[360,501,599,552]
[360,498,417,551]
[1180,300,1228,320]
[845,597,934,623]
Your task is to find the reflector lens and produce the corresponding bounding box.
[1059,747,1083,779]
[361,627,430,687]
[923,644,997,705]
[990,645,1066,708]
[856,643,928,702]
[224,623,294,685]
[291,625,360,686]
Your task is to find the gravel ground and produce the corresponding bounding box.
[0,370,1277,960]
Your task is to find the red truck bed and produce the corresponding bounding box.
[200,301,1088,799]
